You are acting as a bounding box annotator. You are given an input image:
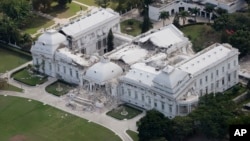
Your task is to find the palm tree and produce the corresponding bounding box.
[158,11,170,26]
[204,4,214,23]
[179,11,189,25]
[190,7,200,22]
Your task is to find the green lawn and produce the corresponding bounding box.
[0,96,121,141]
[12,68,48,86]
[106,104,142,120]
[0,45,31,73]
[46,80,74,96]
[22,15,55,34]
[47,2,87,18]
[121,19,142,37]
[126,130,139,141]
[180,24,221,52]
[75,0,97,6]
[0,83,23,92]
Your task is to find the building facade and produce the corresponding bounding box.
[149,0,246,21]
[31,8,240,118]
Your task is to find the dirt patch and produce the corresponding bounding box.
[9,135,27,141]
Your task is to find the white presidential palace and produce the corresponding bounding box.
[31,7,239,118]
[149,0,247,20]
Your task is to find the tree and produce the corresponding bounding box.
[31,0,53,12]
[107,29,114,52]
[57,0,72,7]
[212,14,229,31]
[95,0,109,8]
[245,0,250,5]
[158,11,170,27]
[204,4,214,23]
[141,8,152,33]
[137,110,172,141]
[144,0,153,6]
[173,14,180,28]
[229,30,250,57]
[247,79,250,90]
[179,11,189,25]
[190,7,200,22]
[189,93,237,140]
[172,116,194,141]
[0,16,21,44]
[0,0,32,28]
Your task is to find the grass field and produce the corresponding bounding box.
[46,81,74,96]
[22,15,55,34]
[121,19,142,37]
[47,2,87,18]
[12,68,48,86]
[0,45,31,73]
[0,83,22,92]
[126,130,139,141]
[180,24,221,52]
[0,96,121,141]
[106,104,142,120]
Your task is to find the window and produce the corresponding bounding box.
[169,105,172,113]
[97,40,102,49]
[211,73,213,80]
[128,89,131,97]
[216,80,219,88]
[63,66,66,74]
[200,89,203,96]
[49,63,52,70]
[81,48,86,54]
[205,86,208,94]
[154,101,157,108]
[121,87,124,95]
[76,70,79,79]
[194,81,196,87]
[205,76,208,82]
[149,98,151,104]
[228,74,231,82]
[142,94,145,101]
[211,83,214,91]
[103,37,107,47]
[70,68,72,77]
[222,77,224,85]
[161,102,165,110]
[222,66,224,72]
[36,58,39,65]
[200,78,202,85]
[135,91,138,99]
[216,69,219,76]
[228,63,230,69]
[58,65,60,72]
[234,71,237,78]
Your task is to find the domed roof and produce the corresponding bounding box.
[31,30,67,55]
[38,29,66,45]
[85,60,123,84]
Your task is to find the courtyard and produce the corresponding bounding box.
[12,67,48,86]
[46,80,74,96]
[107,104,143,120]
[121,19,142,37]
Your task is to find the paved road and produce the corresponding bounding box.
[0,61,145,141]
